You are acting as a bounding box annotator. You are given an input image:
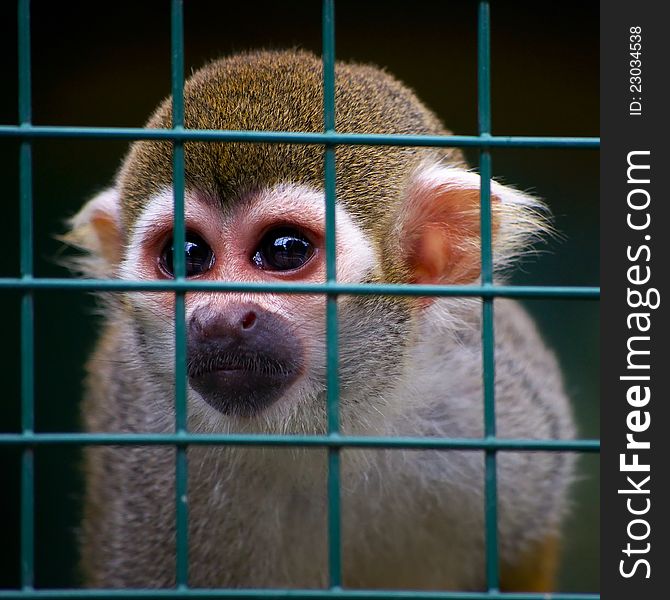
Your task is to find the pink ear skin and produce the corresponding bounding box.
[81,188,122,266]
[89,206,123,266]
[400,166,501,294]
[64,187,123,277]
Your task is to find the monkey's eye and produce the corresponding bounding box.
[252,228,315,271]
[159,232,215,278]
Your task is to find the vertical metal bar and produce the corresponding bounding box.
[18,0,34,591]
[322,0,342,590]
[477,2,492,144]
[478,1,499,593]
[171,0,188,590]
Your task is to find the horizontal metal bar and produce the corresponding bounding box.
[0,432,599,452]
[0,588,600,600]
[0,125,600,148]
[0,279,600,299]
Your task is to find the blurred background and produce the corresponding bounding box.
[0,0,599,592]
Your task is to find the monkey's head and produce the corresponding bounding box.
[67,50,547,433]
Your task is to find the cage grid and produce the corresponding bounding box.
[0,0,600,598]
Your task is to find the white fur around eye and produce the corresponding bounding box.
[248,184,378,284]
[333,204,377,283]
[118,189,175,281]
[118,188,220,281]
[119,185,378,285]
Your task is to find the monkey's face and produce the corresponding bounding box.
[73,166,546,434]
[117,183,402,428]
[104,166,542,433]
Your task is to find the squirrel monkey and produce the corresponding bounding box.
[65,50,575,591]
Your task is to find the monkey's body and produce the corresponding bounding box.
[69,50,575,592]
[82,299,572,590]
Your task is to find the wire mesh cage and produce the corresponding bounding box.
[0,1,599,598]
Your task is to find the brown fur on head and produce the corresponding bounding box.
[118,50,463,238]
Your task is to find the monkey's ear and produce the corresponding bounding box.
[394,164,548,285]
[60,187,123,278]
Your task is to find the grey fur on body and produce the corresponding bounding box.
[82,297,574,590]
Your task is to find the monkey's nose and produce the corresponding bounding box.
[187,303,304,418]
[189,303,260,341]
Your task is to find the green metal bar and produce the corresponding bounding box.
[322,0,336,139]
[478,1,499,593]
[18,0,34,590]
[477,2,491,138]
[322,1,338,431]
[0,589,600,600]
[0,278,601,298]
[481,164,499,593]
[0,590,600,600]
[18,1,31,127]
[0,125,600,148]
[171,0,189,590]
[0,433,600,452]
[322,0,342,589]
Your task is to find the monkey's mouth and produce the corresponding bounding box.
[187,351,301,417]
[188,352,294,379]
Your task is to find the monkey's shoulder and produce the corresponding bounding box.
[82,319,161,434]
[407,298,573,440]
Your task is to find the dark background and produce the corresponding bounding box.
[0,0,599,592]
